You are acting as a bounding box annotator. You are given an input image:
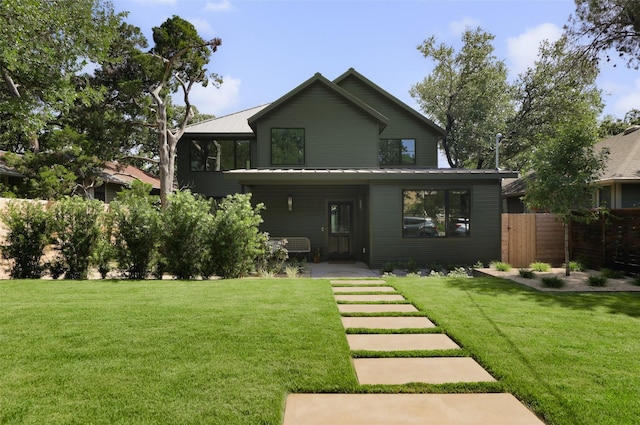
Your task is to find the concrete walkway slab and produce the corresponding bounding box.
[334,294,405,302]
[341,316,435,329]
[353,357,496,385]
[282,393,545,425]
[330,279,386,285]
[338,304,418,313]
[347,333,459,351]
[332,286,396,293]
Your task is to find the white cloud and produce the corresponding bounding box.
[449,17,481,36]
[205,0,232,12]
[507,23,563,76]
[187,75,242,117]
[610,78,640,117]
[189,18,215,36]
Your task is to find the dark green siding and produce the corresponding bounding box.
[369,181,502,268]
[337,77,440,167]
[250,185,368,261]
[254,83,381,168]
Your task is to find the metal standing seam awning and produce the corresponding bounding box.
[224,168,519,185]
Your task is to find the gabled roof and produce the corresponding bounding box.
[247,72,389,133]
[185,104,270,135]
[596,126,640,183]
[333,68,444,136]
[98,162,161,190]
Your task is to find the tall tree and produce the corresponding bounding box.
[410,28,512,169]
[504,36,603,170]
[0,0,121,152]
[523,115,608,276]
[567,0,640,68]
[144,15,222,207]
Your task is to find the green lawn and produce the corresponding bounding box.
[1,277,639,425]
[0,279,357,424]
[393,276,640,425]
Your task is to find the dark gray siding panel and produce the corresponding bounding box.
[250,185,368,261]
[254,83,381,168]
[338,78,440,167]
[369,181,502,268]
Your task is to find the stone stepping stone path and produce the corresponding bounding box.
[282,393,545,425]
[341,316,435,329]
[281,279,544,424]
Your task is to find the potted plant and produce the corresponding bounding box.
[313,248,321,263]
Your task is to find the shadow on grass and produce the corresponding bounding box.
[445,277,640,318]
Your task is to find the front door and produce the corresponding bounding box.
[328,202,352,260]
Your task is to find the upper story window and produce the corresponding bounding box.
[379,139,416,166]
[190,140,250,172]
[271,128,305,165]
[402,189,470,238]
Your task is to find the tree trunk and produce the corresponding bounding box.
[564,218,571,276]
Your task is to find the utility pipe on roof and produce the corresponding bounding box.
[495,133,503,170]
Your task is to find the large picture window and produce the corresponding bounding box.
[190,140,250,172]
[271,128,305,165]
[402,189,470,237]
[379,139,416,165]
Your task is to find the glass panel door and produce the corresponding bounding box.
[328,202,352,260]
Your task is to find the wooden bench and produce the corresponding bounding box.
[271,237,311,257]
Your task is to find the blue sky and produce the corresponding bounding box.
[113,0,639,122]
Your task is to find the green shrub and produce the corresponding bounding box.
[565,261,583,272]
[519,269,535,279]
[404,258,420,274]
[491,261,512,271]
[203,193,266,279]
[529,261,551,272]
[588,275,608,287]
[50,196,104,280]
[381,262,395,274]
[92,212,114,279]
[0,201,51,279]
[600,268,624,279]
[285,264,301,278]
[254,235,288,276]
[447,267,471,278]
[110,181,161,279]
[160,190,211,280]
[633,276,640,286]
[541,276,565,288]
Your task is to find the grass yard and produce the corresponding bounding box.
[0,279,357,424]
[393,276,640,425]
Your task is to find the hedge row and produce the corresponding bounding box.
[0,181,287,280]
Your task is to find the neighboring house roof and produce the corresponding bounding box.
[0,152,160,191]
[595,125,640,184]
[227,168,517,184]
[185,104,271,135]
[247,72,390,133]
[333,68,445,136]
[98,162,161,190]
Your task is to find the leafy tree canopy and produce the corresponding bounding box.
[567,0,640,69]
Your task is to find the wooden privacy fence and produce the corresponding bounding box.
[570,209,640,274]
[501,213,565,268]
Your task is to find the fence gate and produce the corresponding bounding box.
[502,213,564,268]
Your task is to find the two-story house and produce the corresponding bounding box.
[177,68,516,268]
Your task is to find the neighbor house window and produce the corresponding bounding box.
[190,140,250,171]
[379,139,416,165]
[271,128,305,165]
[402,189,470,237]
